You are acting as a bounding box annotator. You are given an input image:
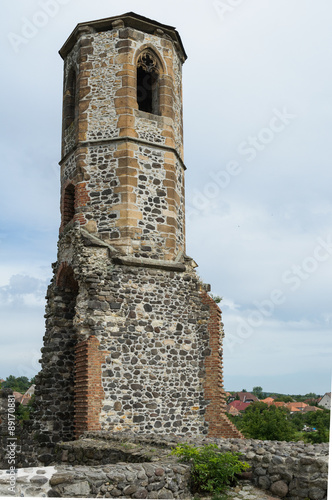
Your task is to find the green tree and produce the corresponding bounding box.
[274,395,294,403]
[290,408,330,442]
[290,412,305,432]
[252,386,263,399]
[304,412,329,444]
[239,402,296,441]
[16,395,35,425]
[305,392,318,399]
[2,376,32,393]
[303,410,330,443]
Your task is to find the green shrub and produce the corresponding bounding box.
[16,395,35,426]
[171,443,249,494]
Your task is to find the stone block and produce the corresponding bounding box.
[132,487,148,498]
[60,480,91,497]
[157,489,173,499]
[291,487,309,498]
[258,475,271,490]
[123,484,138,495]
[255,466,266,476]
[308,487,326,500]
[30,475,48,485]
[270,480,289,497]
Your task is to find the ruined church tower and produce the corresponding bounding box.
[33,12,241,448]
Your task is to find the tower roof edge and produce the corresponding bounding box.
[59,12,187,62]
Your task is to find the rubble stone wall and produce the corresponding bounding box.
[32,228,241,446]
[217,437,329,500]
[0,463,191,499]
[0,430,328,499]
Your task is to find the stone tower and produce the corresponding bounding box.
[33,12,241,449]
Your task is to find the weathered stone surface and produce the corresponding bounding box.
[60,480,90,497]
[123,483,138,495]
[50,473,75,486]
[132,487,148,498]
[258,475,271,489]
[270,480,289,497]
[255,467,266,476]
[308,486,326,500]
[30,475,48,485]
[0,435,329,500]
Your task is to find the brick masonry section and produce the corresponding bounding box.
[75,336,107,438]
[201,291,243,439]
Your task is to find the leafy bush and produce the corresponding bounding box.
[1,375,33,393]
[171,443,249,494]
[238,402,296,441]
[291,408,330,443]
[304,427,329,444]
[16,395,35,425]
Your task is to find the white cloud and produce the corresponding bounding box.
[0,274,49,307]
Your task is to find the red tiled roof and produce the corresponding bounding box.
[226,404,240,415]
[272,401,286,407]
[286,402,308,409]
[20,396,31,406]
[287,406,300,412]
[302,406,323,412]
[237,392,259,403]
[261,397,274,405]
[13,392,23,402]
[229,400,251,412]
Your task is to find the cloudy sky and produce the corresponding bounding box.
[1,1,331,395]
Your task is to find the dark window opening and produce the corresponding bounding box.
[63,184,75,226]
[64,70,76,129]
[57,265,79,294]
[137,52,160,115]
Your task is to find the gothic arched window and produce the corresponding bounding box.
[64,69,76,129]
[137,51,160,115]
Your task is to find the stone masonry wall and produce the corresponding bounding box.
[216,437,329,500]
[32,227,235,443]
[97,263,211,435]
[59,22,186,260]
[1,431,327,499]
[31,266,77,450]
[31,12,240,460]
[0,463,191,499]
[55,432,329,499]
[0,424,328,499]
